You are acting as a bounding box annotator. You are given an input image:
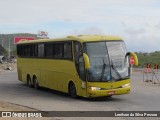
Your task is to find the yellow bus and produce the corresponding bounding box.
[17,35,138,98]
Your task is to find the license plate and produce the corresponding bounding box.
[108,91,115,95]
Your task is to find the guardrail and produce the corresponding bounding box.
[132,66,160,84]
[142,65,160,84]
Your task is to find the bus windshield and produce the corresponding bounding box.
[84,41,129,82]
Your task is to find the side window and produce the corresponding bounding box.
[74,41,85,81]
[30,45,38,57]
[38,44,44,58]
[74,42,82,62]
[44,44,53,58]
[17,42,73,59]
[17,45,22,57]
[64,42,72,59]
[34,45,38,57]
[53,43,63,58]
[24,45,30,57]
[17,44,38,58]
[43,42,72,60]
[20,45,25,57]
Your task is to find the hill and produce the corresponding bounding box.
[0,33,38,54]
[136,51,160,68]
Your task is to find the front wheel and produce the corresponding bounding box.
[69,83,77,98]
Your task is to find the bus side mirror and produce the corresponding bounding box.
[126,52,138,66]
[83,53,90,69]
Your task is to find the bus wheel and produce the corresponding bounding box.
[27,75,32,87]
[33,77,39,89]
[69,82,77,98]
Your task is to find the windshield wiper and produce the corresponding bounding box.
[111,60,122,80]
[100,58,106,81]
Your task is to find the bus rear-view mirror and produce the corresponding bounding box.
[126,52,138,66]
[83,53,90,69]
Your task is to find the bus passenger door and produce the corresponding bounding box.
[74,42,87,97]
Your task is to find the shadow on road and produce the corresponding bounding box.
[21,83,124,102]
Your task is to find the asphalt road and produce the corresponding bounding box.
[0,70,160,120]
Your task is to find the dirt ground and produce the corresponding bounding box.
[0,64,54,120]
[0,101,35,111]
[0,101,53,120]
[0,63,17,71]
[0,63,30,111]
[0,64,37,119]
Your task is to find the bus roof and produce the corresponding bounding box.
[17,35,123,44]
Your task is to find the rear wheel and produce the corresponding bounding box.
[69,82,77,98]
[27,75,32,87]
[33,77,39,89]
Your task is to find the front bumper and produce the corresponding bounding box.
[87,87,130,98]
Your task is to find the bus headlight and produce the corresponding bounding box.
[122,83,130,88]
[89,87,101,90]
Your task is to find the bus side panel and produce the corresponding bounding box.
[17,58,41,84]
[39,59,78,93]
[17,58,86,97]
[17,58,26,83]
[17,58,22,81]
[17,68,22,81]
[42,70,85,97]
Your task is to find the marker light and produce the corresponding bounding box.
[89,87,101,90]
[122,83,130,88]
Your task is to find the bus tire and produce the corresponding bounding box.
[33,77,39,89]
[27,75,32,87]
[69,82,77,98]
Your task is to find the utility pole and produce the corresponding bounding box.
[1,39,3,47]
[0,35,4,47]
[8,37,11,58]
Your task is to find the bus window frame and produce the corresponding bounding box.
[73,41,86,81]
[17,43,38,58]
[17,41,73,61]
[43,41,73,61]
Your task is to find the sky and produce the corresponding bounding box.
[0,0,160,52]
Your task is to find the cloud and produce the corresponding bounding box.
[155,23,160,29]
[122,24,160,52]
[70,27,103,35]
[124,28,146,36]
[0,0,158,24]
[125,35,160,52]
[0,0,160,52]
